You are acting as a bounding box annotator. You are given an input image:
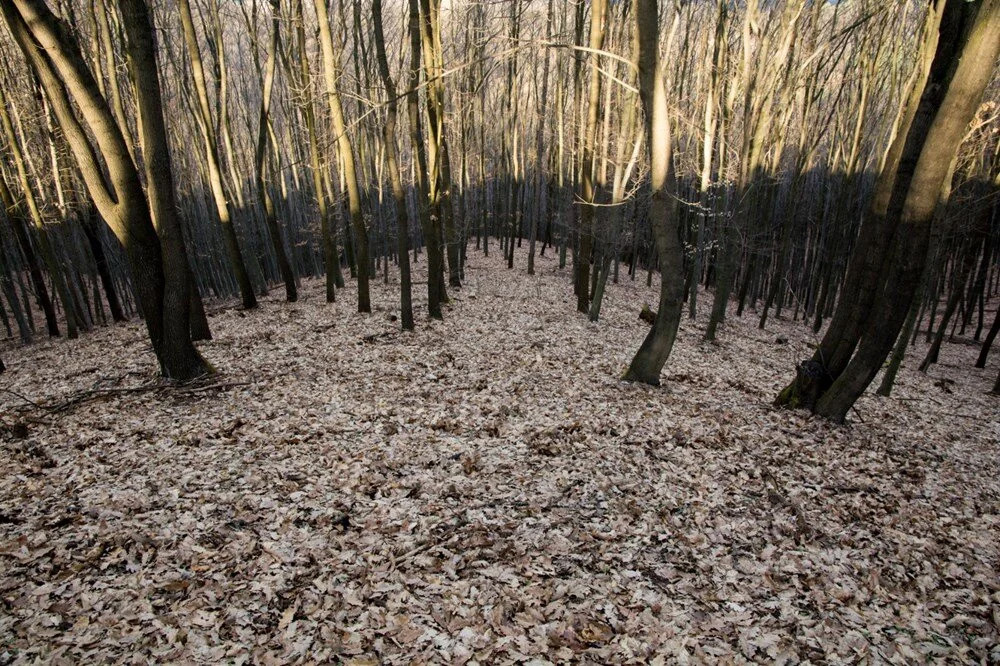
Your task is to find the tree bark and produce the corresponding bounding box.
[2,0,210,379]
[291,0,338,302]
[119,0,211,377]
[0,175,60,336]
[176,0,257,309]
[405,0,442,319]
[623,0,683,386]
[313,0,370,313]
[0,88,76,338]
[575,0,607,314]
[813,0,1000,422]
[253,0,297,302]
[373,0,414,330]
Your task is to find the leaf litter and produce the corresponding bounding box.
[1,251,998,664]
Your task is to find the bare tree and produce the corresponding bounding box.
[1,0,210,378]
[622,0,683,385]
[313,0,371,313]
[372,0,414,330]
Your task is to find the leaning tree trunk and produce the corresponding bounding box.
[812,0,1000,422]
[2,0,210,379]
[622,0,683,386]
[976,306,1000,368]
[775,0,994,412]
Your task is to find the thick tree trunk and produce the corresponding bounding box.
[776,0,997,414]
[813,0,1000,422]
[119,0,210,378]
[3,0,209,379]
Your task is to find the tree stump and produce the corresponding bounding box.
[639,304,657,325]
[794,360,826,411]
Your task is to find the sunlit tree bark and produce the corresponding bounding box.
[252,0,297,303]
[622,0,683,385]
[1,0,210,379]
[313,0,371,313]
[176,0,257,309]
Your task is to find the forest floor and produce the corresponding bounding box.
[1,250,998,665]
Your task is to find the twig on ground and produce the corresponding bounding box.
[2,377,252,416]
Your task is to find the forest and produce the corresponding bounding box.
[0,0,998,661]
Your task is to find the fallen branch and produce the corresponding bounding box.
[2,377,252,417]
[0,388,47,411]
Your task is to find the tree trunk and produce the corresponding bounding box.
[0,175,60,336]
[314,0,370,313]
[253,0,297,303]
[292,0,338,302]
[575,0,607,314]
[119,0,211,377]
[81,207,126,322]
[176,0,256,309]
[405,0,442,319]
[373,0,414,330]
[623,0,684,386]
[0,88,77,338]
[812,0,1000,422]
[975,306,999,368]
[3,0,210,379]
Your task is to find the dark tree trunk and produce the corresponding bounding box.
[82,207,126,322]
[976,306,1000,368]
[777,0,1000,419]
[0,178,60,336]
[623,0,684,386]
[811,0,1000,422]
